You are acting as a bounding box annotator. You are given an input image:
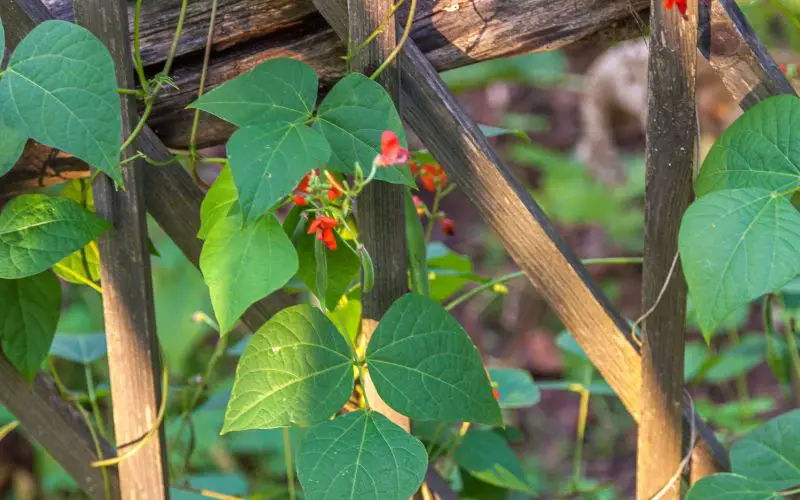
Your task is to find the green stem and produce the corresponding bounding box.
[84,364,108,439]
[370,0,417,80]
[728,328,751,404]
[571,371,592,489]
[444,257,644,311]
[424,187,442,243]
[785,313,800,406]
[117,88,146,97]
[357,361,371,409]
[132,0,149,94]
[188,0,220,159]
[283,428,297,500]
[344,0,405,65]
[439,422,470,478]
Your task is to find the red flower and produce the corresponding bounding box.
[293,194,308,206]
[324,171,345,201]
[412,195,425,216]
[327,186,343,201]
[780,64,788,75]
[440,218,455,236]
[409,162,419,176]
[664,0,688,18]
[419,164,448,192]
[493,388,500,400]
[308,215,338,251]
[376,131,410,166]
[297,170,316,193]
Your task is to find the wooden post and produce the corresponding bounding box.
[637,0,698,498]
[72,0,170,497]
[347,0,411,431]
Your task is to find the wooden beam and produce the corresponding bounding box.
[348,0,411,432]
[72,0,169,496]
[0,355,121,499]
[311,0,730,474]
[637,0,697,497]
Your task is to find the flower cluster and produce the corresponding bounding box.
[664,0,688,19]
[308,215,338,251]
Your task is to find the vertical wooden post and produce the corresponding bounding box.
[72,1,170,497]
[637,0,698,498]
[347,0,411,431]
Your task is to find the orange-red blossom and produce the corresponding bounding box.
[308,215,338,251]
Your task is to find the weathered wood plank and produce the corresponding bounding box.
[312,0,730,475]
[348,0,411,432]
[637,0,697,497]
[0,355,121,499]
[72,0,170,496]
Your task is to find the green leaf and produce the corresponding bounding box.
[200,213,298,335]
[227,123,330,223]
[366,294,502,425]
[328,298,361,344]
[427,243,476,302]
[686,474,778,500]
[479,124,531,142]
[488,367,540,409]
[731,409,800,489]
[684,341,712,382]
[703,335,765,383]
[314,72,413,186]
[53,241,101,285]
[0,21,122,184]
[0,119,26,177]
[0,271,61,380]
[222,305,353,432]
[297,410,428,500]
[455,429,533,492]
[0,194,111,279]
[679,189,800,340]
[295,221,360,310]
[188,58,317,127]
[198,166,237,240]
[49,332,107,364]
[696,95,800,196]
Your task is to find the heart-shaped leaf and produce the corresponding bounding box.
[188,58,318,127]
[0,271,61,380]
[679,189,800,340]
[222,305,354,432]
[455,429,534,492]
[227,123,331,224]
[366,294,502,425]
[315,73,413,186]
[297,410,427,500]
[200,213,298,335]
[488,367,540,409]
[198,166,237,239]
[0,194,111,279]
[0,21,122,184]
[731,409,800,489]
[686,474,778,500]
[49,333,107,364]
[697,95,800,196]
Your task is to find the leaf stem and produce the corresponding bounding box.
[444,257,644,311]
[370,0,416,81]
[84,364,108,439]
[188,0,220,163]
[132,0,149,94]
[283,428,297,500]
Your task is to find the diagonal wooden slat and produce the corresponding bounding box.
[312,0,730,474]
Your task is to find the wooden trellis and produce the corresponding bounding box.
[0,0,797,498]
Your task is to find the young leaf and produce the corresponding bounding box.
[295,223,360,310]
[696,95,800,196]
[222,305,354,432]
[0,271,61,381]
[53,241,101,286]
[227,123,331,224]
[198,166,238,239]
[0,21,122,184]
[49,333,107,365]
[314,73,413,186]
[455,429,534,493]
[328,298,361,345]
[731,409,800,489]
[297,410,428,500]
[679,189,800,340]
[488,367,540,409]
[685,474,778,500]
[366,294,503,425]
[0,194,111,279]
[200,213,298,334]
[188,58,318,127]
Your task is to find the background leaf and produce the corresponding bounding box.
[455,429,534,492]
[731,409,800,489]
[198,166,237,239]
[48,332,107,364]
[679,188,800,339]
[0,271,61,380]
[686,474,778,500]
[222,305,353,432]
[696,95,800,196]
[0,194,111,279]
[489,367,540,409]
[297,410,427,500]
[227,123,331,223]
[200,213,298,334]
[0,21,122,183]
[314,73,413,186]
[188,58,317,127]
[366,294,502,425]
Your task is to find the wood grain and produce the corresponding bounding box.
[637,0,698,497]
[0,355,121,499]
[72,0,170,497]
[313,0,730,475]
